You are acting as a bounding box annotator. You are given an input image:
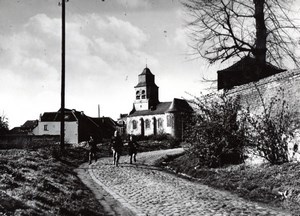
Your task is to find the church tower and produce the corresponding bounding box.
[134,67,159,111]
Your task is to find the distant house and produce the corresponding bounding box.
[34,108,120,144]
[125,67,194,139]
[217,56,286,90]
[10,120,38,135]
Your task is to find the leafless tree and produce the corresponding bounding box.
[183,0,300,69]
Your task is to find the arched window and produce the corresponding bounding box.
[136,91,140,100]
[167,115,174,128]
[141,90,146,99]
[132,120,137,129]
[145,119,150,129]
[158,118,163,128]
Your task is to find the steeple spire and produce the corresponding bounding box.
[146,58,148,68]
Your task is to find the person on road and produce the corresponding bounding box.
[127,135,138,164]
[111,130,123,167]
[88,135,97,165]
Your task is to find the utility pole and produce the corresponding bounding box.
[60,0,67,152]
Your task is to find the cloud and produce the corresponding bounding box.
[115,0,151,9]
[173,27,189,50]
[0,13,158,128]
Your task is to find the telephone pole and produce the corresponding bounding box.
[60,0,66,151]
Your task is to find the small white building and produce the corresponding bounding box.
[34,109,118,144]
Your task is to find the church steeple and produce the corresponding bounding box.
[134,67,159,111]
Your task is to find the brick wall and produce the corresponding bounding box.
[225,69,300,162]
[226,69,300,115]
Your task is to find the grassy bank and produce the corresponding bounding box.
[0,146,106,216]
[158,152,300,215]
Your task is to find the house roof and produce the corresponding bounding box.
[21,120,38,129]
[217,56,286,90]
[128,99,194,117]
[218,56,285,74]
[40,109,81,122]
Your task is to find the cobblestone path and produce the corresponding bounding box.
[89,148,290,216]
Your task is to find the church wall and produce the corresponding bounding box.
[126,113,175,137]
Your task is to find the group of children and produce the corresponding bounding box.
[88,130,138,167]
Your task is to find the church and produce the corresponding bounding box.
[125,67,194,139]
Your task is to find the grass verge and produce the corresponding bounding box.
[0,145,106,216]
[157,152,300,215]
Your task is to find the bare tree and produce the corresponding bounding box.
[183,0,300,69]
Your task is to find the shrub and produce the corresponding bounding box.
[0,113,9,136]
[244,88,299,165]
[184,93,248,168]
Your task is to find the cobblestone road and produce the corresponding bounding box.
[89,148,290,216]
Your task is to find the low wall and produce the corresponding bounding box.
[0,135,60,149]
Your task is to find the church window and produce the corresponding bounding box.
[167,115,174,128]
[136,91,140,99]
[132,120,137,129]
[158,118,163,128]
[145,119,150,129]
[141,90,146,99]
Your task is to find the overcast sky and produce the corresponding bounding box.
[1,0,299,129]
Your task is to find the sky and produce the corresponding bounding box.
[0,0,221,129]
[1,0,299,129]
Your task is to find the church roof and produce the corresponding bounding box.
[135,66,158,88]
[128,99,194,117]
[166,98,194,113]
[129,102,172,117]
[140,67,153,75]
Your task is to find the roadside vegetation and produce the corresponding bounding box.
[0,145,106,216]
[157,90,300,215]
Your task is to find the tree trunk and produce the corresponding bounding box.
[253,0,267,75]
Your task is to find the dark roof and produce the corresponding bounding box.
[140,67,153,76]
[166,98,194,113]
[129,102,172,117]
[135,82,158,88]
[21,120,38,130]
[40,109,81,122]
[217,56,286,90]
[128,99,194,117]
[135,67,158,88]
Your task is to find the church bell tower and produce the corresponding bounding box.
[134,67,159,111]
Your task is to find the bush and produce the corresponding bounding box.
[184,93,248,168]
[244,88,299,165]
